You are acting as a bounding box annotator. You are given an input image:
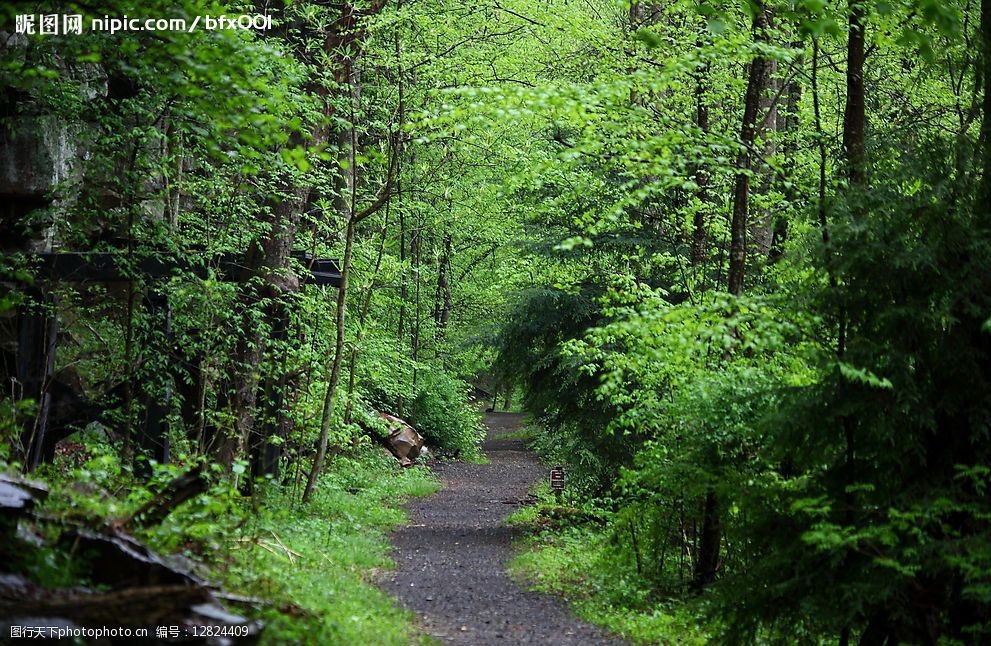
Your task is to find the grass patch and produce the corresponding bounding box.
[495,424,536,442]
[507,505,709,645]
[32,445,440,645]
[212,451,440,645]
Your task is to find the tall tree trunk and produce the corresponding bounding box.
[812,40,830,241]
[303,213,355,503]
[691,33,710,273]
[398,209,408,343]
[728,3,772,296]
[769,56,802,262]
[698,2,772,588]
[410,220,422,394]
[750,58,779,259]
[302,53,359,504]
[302,148,397,500]
[393,6,408,415]
[215,0,388,471]
[837,4,868,637]
[434,231,452,334]
[981,0,991,202]
[250,298,292,481]
[217,179,306,470]
[396,206,408,417]
[844,0,867,186]
[300,0,393,503]
[693,490,721,590]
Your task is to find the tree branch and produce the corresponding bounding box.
[353,133,400,223]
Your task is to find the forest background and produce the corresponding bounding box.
[1,0,990,643]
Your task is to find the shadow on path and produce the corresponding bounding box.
[381,413,625,645]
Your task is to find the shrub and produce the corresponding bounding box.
[410,369,484,457]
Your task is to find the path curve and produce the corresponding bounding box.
[381,412,625,645]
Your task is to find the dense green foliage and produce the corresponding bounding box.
[3,0,991,643]
[484,1,991,644]
[13,435,438,644]
[508,501,708,645]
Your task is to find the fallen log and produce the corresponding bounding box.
[0,580,211,627]
[0,474,50,543]
[0,575,263,642]
[126,464,210,529]
[0,473,49,519]
[363,412,425,466]
[0,471,262,643]
[60,528,206,587]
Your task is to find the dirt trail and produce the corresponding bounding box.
[381,412,625,644]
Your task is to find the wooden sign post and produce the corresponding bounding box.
[549,466,566,503]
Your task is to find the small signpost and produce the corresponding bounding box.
[549,465,566,502]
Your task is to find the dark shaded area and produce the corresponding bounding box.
[0,249,340,477]
[0,473,262,643]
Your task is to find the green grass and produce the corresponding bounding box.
[495,428,534,441]
[212,451,440,645]
[507,505,709,645]
[14,444,441,645]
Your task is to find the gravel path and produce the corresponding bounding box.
[381,412,625,645]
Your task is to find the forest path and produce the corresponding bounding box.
[380,412,625,645]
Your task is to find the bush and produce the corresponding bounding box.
[410,369,484,457]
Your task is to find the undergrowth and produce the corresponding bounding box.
[214,451,439,645]
[506,498,709,645]
[17,441,439,646]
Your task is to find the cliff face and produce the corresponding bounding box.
[1,31,79,253]
[0,31,115,253]
[0,116,75,194]
[0,115,78,252]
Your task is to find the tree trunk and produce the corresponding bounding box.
[296,0,392,502]
[434,231,453,334]
[691,36,710,273]
[844,0,867,186]
[250,299,291,481]
[836,5,869,637]
[728,3,771,296]
[302,133,396,496]
[750,58,779,259]
[410,220,423,398]
[770,59,802,262]
[216,180,306,470]
[303,213,355,503]
[981,0,991,202]
[396,206,408,417]
[693,489,721,590]
[302,50,359,504]
[700,3,772,587]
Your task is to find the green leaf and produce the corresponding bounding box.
[838,362,894,390]
[633,29,663,49]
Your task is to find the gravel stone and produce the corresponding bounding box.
[381,413,626,645]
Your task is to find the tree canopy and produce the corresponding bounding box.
[2,0,990,642]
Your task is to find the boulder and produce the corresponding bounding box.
[0,473,49,526]
[377,412,425,466]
